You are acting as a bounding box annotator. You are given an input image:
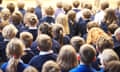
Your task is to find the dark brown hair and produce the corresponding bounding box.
[108,24,119,34]
[73,0,80,8]
[100,1,109,10]
[7,3,15,14]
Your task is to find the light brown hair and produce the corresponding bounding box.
[23,66,38,72]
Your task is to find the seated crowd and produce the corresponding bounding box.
[1,0,120,72]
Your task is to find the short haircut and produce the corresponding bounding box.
[101,49,119,66]
[23,66,38,72]
[36,34,52,51]
[70,36,85,53]
[80,44,96,64]
[57,45,78,71]
[96,36,114,53]
[56,1,63,8]
[20,32,33,48]
[105,61,120,72]
[45,5,54,16]
[17,0,25,9]
[7,3,15,14]
[83,2,92,10]
[82,9,91,19]
[67,10,76,21]
[63,3,72,13]
[42,60,60,72]
[27,7,35,13]
[114,27,120,41]
[2,24,18,39]
[38,23,52,37]
[108,24,119,34]
[100,1,109,10]
[73,0,80,8]
[87,21,100,31]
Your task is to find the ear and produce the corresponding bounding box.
[92,56,96,62]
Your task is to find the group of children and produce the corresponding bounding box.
[0,0,120,72]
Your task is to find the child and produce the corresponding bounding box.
[63,3,72,14]
[57,45,78,72]
[70,44,97,72]
[56,13,70,35]
[23,66,38,72]
[55,1,64,18]
[1,24,18,62]
[70,36,85,61]
[67,10,79,37]
[52,24,70,46]
[29,34,57,72]
[20,32,34,64]
[41,5,55,24]
[0,0,3,11]
[17,0,26,15]
[42,60,61,72]
[6,3,15,14]
[1,38,28,72]
[72,0,80,13]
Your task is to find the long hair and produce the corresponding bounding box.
[6,38,25,72]
[57,45,78,71]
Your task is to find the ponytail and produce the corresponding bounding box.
[6,57,19,72]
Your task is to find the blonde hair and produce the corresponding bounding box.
[23,66,38,72]
[1,8,10,21]
[101,49,119,66]
[6,38,25,72]
[57,45,78,71]
[2,24,18,39]
[56,14,70,35]
[20,32,33,48]
[114,27,120,41]
[17,0,25,9]
[87,27,109,44]
[42,60,60,72]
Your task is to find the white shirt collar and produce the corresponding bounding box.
[28,27,37,29]
[39,50,53,55]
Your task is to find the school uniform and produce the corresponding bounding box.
[0,32,4,41]
[35,6,42,21]
[100,22,108,33]
[1,60,28,72]
[18,8,26,16]
[21,48,35,64]
[40,16,55,24]
[73,8,80,13]
[70,64,97,72]
[115,8,120,26]
[28,51,57,72]
[68,20,79,37]
[31,39,60,55]
[55,8,65,18]
[78,17,91,37]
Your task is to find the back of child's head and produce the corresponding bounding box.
[108,24,119,34]
[38,23,52,37]
[96,36,114,53]
[87,27,109,44]
[87,21,100,31]
[17,0,25,9]
[117,0,120,8]
[26,7,35,13]
[70,36,85,53]
[82,9,91,19]
[114,27,120,41]
[0,0,2,4]
[52,24,64,45]
[23,66,38,72]
[72,0,80,8]
[100,1,109,10]
[7,2,15,14]
[79,44,96,64]
[82,2,92,10]
[57,45,78,71]
[11,11,23,25]
[1,8,10,20]
[20,32,33,48]
[104,8,117,25]
[45,5,54,16]
[105,61,120,72]
[67,10,76,21]
[36,34,52,51]
[56,1,63,8]
[27,13,38,26]
[56,13,69,34]
[2,24,18,39]
[63,3,72,14]
[101,49,119,67]
[42,60,61,72]
[6,38,25,72]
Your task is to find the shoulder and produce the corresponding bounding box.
[1,62,8,71]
